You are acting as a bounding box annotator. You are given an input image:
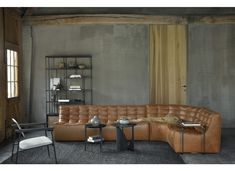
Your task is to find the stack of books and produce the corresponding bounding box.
[87,135,104,143]
[69,85,81,90]
[69,74,81,78]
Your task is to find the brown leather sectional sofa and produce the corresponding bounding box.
[53,104,221,153]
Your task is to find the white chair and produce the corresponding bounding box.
[11,118,57,163]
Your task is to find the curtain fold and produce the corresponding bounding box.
[150,25,187,104]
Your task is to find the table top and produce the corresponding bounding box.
[178,121,205,129]
[112,122,136,128]
[85,123,106,128]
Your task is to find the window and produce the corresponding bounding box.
[7,49,19,98]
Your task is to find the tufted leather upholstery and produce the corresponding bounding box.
[53,104,221,153]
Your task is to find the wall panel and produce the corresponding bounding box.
[23,24,149,122]
[188,24,235,127]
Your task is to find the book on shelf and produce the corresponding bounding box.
[69,85,81,91]
[88,135,102,140]
[87,138,103,142]
[69,74,82,78]
[87,135,104,142]
[181,121,201,127]
[58,99,70,102]
[87,138,104,143]
[70,85,81,89]
[69,88,82,91]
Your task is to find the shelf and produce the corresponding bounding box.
[46,89,92,92]
[46,68,91,70]
[67,76,91,79]
[46,55,93,123]
[46,55,92,58]
[46,100,84,103]
[47,113,59,116]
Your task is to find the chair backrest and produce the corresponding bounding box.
[12,118,25,138]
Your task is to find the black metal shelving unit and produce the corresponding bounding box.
[45,55,93,124]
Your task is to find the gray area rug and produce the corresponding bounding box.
[3,141,184,164]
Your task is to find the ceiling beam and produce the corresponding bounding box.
[23,14,188,25]
[22,14,235,25]
[188,16,235,24]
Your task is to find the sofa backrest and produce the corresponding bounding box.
[58,105,146,125]
[146,104,218,127]
[58,104,219,128]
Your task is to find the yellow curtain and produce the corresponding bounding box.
[149,25,187,104]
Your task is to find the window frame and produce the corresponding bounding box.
[5,47,19,99]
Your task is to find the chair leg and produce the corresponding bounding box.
[52,144,57,164]
[47,146,50,157]
[11,143,15,161]
[16,144,20,164]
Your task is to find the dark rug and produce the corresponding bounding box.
[3,141,184,164]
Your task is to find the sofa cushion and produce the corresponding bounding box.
[107,106,118,124]
[58,106,70,123]
[98,106,108,124]
[78,106,89,124]
[69,107,79,124]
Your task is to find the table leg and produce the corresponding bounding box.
[129,126,134,151]
[116,127,128,151]
[84,126,87,151]
[99,127,102,152]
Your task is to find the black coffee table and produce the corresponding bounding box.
[112,123,136,151]
[84,123,106,152]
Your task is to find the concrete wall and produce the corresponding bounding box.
[188,24,235,128]
[22,24,149,122]
[22,22,235,127]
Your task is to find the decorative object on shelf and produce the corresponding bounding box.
[58,62,66,69]
[118,118,130,125]
[51,93,57,102]
[90,115,101,126]
[78,64,86,69]
[69,74,81,78]
[55,83,63,90]
[50,78,60,90]
[68,62,77,69]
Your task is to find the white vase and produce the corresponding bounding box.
[91,115,100,126]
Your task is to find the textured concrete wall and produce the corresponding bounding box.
[23,24,149,122]
[188,24,235,128]
[23,23,235,127]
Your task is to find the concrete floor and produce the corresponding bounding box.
[0,128,235,164]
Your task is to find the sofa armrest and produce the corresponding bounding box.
[204,113,221,152]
